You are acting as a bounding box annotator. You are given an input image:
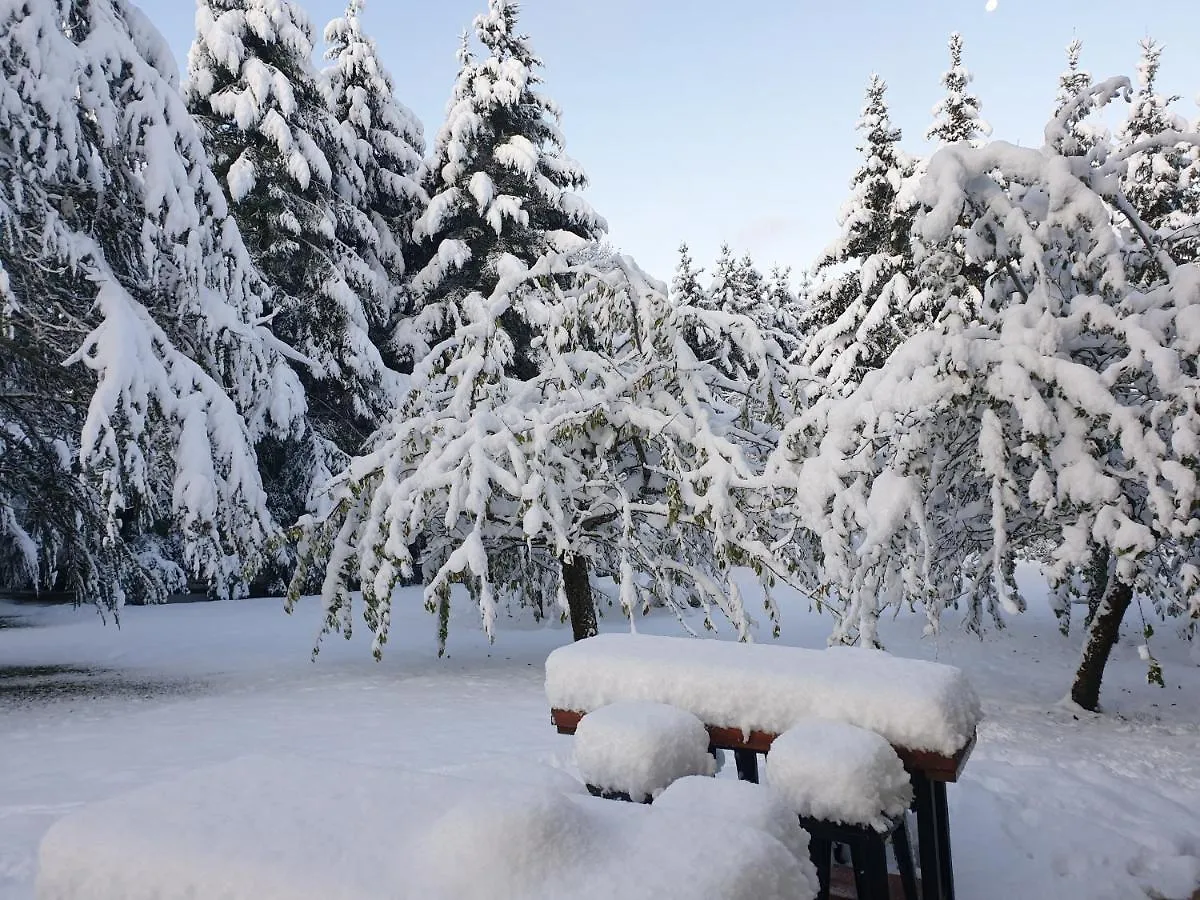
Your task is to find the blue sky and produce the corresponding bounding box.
[146,0,1200,285]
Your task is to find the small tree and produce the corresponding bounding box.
[292,249,808,656]
[926,32,991,148]
[670,242,707,307]
[1117,39,1198,279]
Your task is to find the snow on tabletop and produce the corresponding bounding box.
[656,775,814,870]
[36,754,815,900]
[766,720,914,832]
[545,633,982,756]
[573,701,715,801]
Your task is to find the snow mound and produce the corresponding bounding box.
[766,720,913,831]
[574,701,715,801]
[546,633,982,755]
[35,755,816,900]
[656,775,814,869]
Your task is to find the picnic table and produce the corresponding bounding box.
[546,633,982,900]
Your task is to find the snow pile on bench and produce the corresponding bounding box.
[766,720,913,832]
[36,755,816,900]
[546,633,981,755]
[656,775,814,869]
[575,701,715,801]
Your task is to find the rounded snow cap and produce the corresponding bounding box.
[574,701,715,802]
[766,719,913,831]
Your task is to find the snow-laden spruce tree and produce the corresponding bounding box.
[1055,39,1090,115]
[292,248,811,656]
[408,0,606,378]
[322,0,428,369]
[1049,39,1097,156]
[670,242,707,307]
[1117,39,1199,280]
[764,265,804,352]
[926,32,991,148]
[186,0,401,532]
[778,78,1200,709]
[0,0,305,608]
[802,75,917,392]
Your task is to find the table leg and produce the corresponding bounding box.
[933,781,956,900]
[733,749,759,783]
[912,773,943,900]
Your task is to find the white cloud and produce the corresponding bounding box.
[985,0,998,10]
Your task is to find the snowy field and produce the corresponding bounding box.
[1,579,1198,900]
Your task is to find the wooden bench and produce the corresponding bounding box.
[546,633,981,900]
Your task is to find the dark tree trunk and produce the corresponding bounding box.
[1083,546,1111,630]
[1070,574,1133,712]
[560,554,597,642]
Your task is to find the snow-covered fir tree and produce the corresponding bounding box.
[293,248,810,656]
[186,0,401,533]
[322,0,428,369]
[1055,39,1091,114]
[778,78,1200,709]
[925,32,991,147]
[803,74,917,391]
[764,265,803,351]
[670,242,707,308]
[705,244,738,312]
[409,0,606,379]
[1117,39,1198,279]
[1050,39,1098,155]
[0,0,305,608]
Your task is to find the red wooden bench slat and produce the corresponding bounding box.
[550,707,975,784]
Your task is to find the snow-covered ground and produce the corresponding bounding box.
[2,578,1198,900]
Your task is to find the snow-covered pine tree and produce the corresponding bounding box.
[409,0,606,380]
[322,0,428,370]
[1055,39,1091,114]
[1050,39,1097,156]
[706,244,738,312]
[0,0,305,608]
[186,0,400,532]
[925,32,991,147]
[764,265,803,352]
[779,78,1200,708]
[292,247,809,656]
[1117,39,1198,280]
[802,74,917,392]
[670,242,707,308]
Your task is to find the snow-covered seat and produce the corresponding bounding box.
[766,720,918,900]
[574,701,715,802]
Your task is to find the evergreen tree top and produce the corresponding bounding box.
[925,31,991,147]
[1054,38,1091,115]
[411,0,605,305]
[671,242,705,304]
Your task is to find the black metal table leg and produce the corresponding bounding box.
[933,781,956,900]
[733,749,759,783]
[893,811,920,900]
[912,773,944,900]
[809,836,833,900]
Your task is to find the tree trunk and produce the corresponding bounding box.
[561,554,597,642]
[1083,546,1111,630]
[1069,573,1133,712]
